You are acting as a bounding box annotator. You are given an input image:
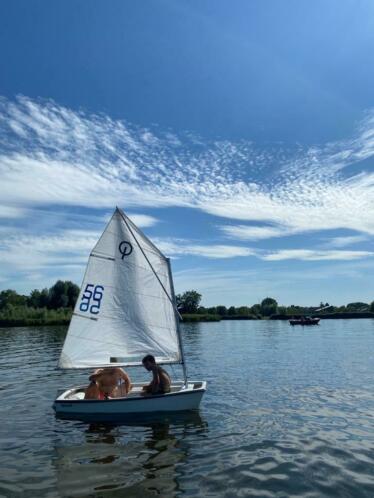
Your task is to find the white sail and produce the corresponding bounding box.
[58,208,181,368]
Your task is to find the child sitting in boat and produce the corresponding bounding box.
[84,367,132,399]
[141,354,171,395]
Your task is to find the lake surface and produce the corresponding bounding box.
[1,320,374,497]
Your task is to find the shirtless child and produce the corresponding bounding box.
[84,367,132,400]
[141,354,171,395]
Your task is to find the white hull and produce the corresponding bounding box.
[54,381,206,420]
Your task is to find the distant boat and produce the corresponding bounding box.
[289,316,320,326]
[54,207,206,419]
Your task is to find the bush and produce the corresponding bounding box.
[0,305,72,327]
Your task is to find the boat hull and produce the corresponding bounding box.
[53,381,206,420]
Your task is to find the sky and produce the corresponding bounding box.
[0,0,373,307]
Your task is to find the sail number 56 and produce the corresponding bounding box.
[79,284,104,315]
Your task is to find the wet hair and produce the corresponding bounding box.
[142,354,156,364]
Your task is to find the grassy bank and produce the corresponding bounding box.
[181,313,221,322]
[182,312,374,322]
[271,312,374,320]
[1,310,373,328]
[0,307,72,327]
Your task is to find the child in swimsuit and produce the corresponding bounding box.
[84,367,132,399]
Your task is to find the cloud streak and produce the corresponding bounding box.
[0,95,373,298]
[0,95,373,239]
[262,249,373,262]
[1,227,369,285]
[154,238,255,259]
[221,224,287,241]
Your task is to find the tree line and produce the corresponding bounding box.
[0,283,373,326]
[176,290,374,318]
[0,281,79,310]
[0,281,79,326]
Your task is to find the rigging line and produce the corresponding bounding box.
[118,208,182,319]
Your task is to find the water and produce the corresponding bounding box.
[1,320,374,497]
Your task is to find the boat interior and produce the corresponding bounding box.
[60,381,204,401]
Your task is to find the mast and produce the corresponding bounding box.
[166,258,188,386]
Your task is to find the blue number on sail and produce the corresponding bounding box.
[90,285,104,314]
[79,284,104,314]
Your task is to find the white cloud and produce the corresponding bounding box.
[0,95,374,296]
[152,238,373,261]
[0,95,374,239]
[123,213,158,228]
[0,204,26,218]
[0,230,97,273]
[324,235,368,248]
[0,230,254,295]
[221,224,287,240]
[262,249,373,261]
[154,238,255,259]
[101,211,158,227]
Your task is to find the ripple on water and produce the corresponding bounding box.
[1,321,374,497]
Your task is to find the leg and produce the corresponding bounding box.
[84,381,101,399]
[141,385,153,396]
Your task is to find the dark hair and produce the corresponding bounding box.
[142,354,156,364]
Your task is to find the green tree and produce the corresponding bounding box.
[260,297,278,317]
[49,281,67,309]
[48,280,78,309]
[216,305,227,316]
[28,289,42,308]
[176,290,202,313]
[206,307,217,315]
[346,302,369,311]
[370,301,374,313]
[66,281,80,308]
[39,288,50,308]
[0,290,27,310]
[237,306,250,316]
[228,306,236,316]
[250,304,261,316]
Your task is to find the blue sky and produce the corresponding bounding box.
[0,0,373,306]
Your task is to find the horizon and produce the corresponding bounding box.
[0,1,373,306]
[2,277,372,310]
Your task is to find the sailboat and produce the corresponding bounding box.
[53,207,206,419]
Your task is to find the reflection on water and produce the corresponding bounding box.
[54,413,207,497]
[1,320,374,497]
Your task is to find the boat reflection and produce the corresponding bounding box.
[54,412,207,497]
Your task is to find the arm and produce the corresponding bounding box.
[119,369,132,393]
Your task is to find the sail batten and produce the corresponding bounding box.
[58,208,182,369]
[91,254,115,262]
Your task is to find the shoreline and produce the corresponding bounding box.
[1,312,373,328]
